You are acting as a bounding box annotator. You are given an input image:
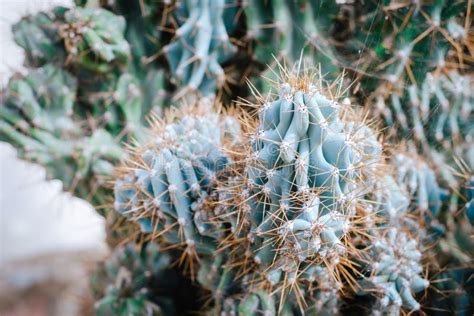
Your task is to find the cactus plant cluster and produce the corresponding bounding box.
[2,0,473,315]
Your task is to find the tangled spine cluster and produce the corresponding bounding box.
[114,100,241,261]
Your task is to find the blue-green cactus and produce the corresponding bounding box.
[237,72,383,292]
[243,0,339,68]
[357,228,429,315]
[392,153,443,217]
[114,102,241,258]
[164,0,238,97]
[382,71,473,158]
[465,176,474,226]
[91,242,178,316]
[208,264,340,315]
[59,7,130,72]
[0,65,123,203]
[425,268,474,316]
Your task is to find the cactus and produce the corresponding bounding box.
[243,0,339,69]
[114,100,241,264]
[91,242,202,316]
[356,228,429,315]
[3,1,474,315]
[1,4,169,208]
[91,242,175,315]
[59,7,130,72]
[424,268,474,315]
[392,153,443,218]
[12,6,68,67]
[164,0,238,97]
[381,72,473,157]
[208,266,340,315]
[242,1,341,94]
[0,65,124,206]
[335,1,469,93]
[227,67,384,309]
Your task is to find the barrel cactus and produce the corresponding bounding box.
[114,100,241,265]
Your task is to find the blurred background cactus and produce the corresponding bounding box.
[1,0,473,315]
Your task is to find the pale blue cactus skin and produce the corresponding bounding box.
[384,72,473,154]
[241,79,382,288]
[357,228,429,315]
[164,0,237,97]
[114,104,241,255]
[392,154,443,217]
[357,158,432,315]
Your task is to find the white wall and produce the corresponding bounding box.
[0,0,107,265]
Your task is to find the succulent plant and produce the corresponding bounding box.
[91,241,204,315]
[243,0,339,69]
[424,268,474,316]
[3,1,474,315]
[59,7,130,72]
[392,153,443,218]
[164,0,238,97]
[2,4,169,209]
[91,242,176,315]
[357,228,429,315]
[12,6,68,67]
[0,65,124,206]
[381,72,473,157]
[114,100,241,264]
[335,1,470,93]
[232,69,383,293]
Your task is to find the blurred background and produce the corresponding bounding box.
[1,1,107,314]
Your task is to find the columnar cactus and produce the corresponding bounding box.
[336,1,469,92]
[233,69,383,300]
[164,0,238,97]
[377,71,473,161]
[243,0,339,69]
[114,100,241,262]
[392,153,442,217]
